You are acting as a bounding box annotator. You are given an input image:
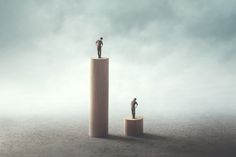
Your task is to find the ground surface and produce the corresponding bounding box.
[0,114,236,157]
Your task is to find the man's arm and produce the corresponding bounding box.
[96,40,98,45]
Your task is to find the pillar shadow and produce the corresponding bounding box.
[107,134,137,143]
[107,133,169,143]
[141,133,169,140]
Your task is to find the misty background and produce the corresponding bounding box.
[0,0,235,120]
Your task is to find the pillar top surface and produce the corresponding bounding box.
[91,57,109,60]
[124,116,143,121]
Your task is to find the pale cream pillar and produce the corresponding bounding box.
[124,116,143,136]
[89,58,109,137]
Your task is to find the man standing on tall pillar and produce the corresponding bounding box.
[131,98,138,119]
[96,37,103,58]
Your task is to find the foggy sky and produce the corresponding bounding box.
[0,0,235,117]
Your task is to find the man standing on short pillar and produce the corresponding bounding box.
[96,37,103,58]
[131,98,138,119]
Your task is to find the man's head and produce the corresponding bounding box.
[134,98,137,101]
[100,37,103,40]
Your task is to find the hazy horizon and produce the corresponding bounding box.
[0,0,235,118]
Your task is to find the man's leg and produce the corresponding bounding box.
[132,108,135,119]
[97,47,100,58]
[100,48,102,58]
[98,47,101,58]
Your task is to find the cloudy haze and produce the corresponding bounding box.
[0,0,236,118]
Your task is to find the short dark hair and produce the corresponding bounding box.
[100,37,103,40]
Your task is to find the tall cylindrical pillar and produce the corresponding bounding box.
[89,58,109,137]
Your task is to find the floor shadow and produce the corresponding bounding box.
[107,134,138,143]
[107,134,236,156]
[107,133,169,143]
[141,133,169,140]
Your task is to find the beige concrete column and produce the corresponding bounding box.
[124,116,143,136]
[89,58,109,137]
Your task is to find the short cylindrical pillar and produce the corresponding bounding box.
[89,58,109,137]
[124,116,143,136]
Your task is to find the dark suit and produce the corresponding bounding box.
[96,40,103,58]
[131,100,138,119]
